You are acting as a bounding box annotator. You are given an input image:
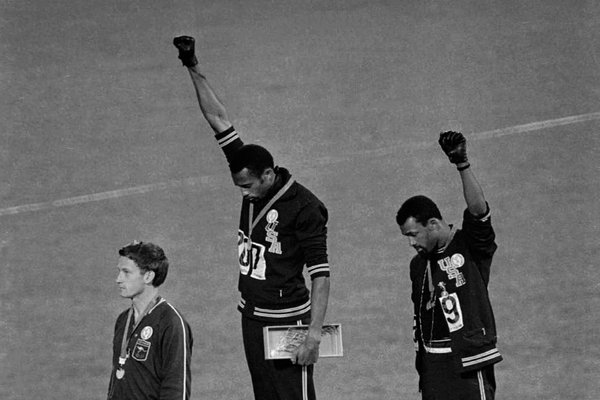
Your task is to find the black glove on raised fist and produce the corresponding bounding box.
[439,131,468,164]
[173,36,198,67]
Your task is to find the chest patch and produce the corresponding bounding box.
[140,326,153,340]
[437,253,466,287]
[132,339,151,361]
[265,209,282,254]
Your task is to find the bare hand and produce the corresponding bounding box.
[291,333,320,366]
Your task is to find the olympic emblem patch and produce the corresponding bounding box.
[450,253,465,268]
[266,209,278,223]
[140,326,153,340]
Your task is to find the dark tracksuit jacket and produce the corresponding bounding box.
[108,299,193,400]
[411,206,502,378]
[215,126,330,323]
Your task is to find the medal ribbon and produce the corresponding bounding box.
[118,295,162,368]
[247,178,295,247]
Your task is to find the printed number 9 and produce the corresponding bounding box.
[442,296,460,323]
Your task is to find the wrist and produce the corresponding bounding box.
[307,327,323,343]
[456,162,470,171]
[181,55,198,68]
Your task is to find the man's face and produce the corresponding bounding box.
[115,257,150,299]
[232,167,274,202]
[400,217,437,255]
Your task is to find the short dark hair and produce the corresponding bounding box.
[396,195,443,226]
[229,144,274,177]
[119,241,169,287]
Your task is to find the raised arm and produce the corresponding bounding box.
[438,131,487,216]
[174,36,244,163]
[173,36,232,134]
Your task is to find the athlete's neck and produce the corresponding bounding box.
[261,169,284,202]
[434,224,456,254]
[131,287,160,322]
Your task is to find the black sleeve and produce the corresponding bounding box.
[296,201,330,279]
[409,256,426,305]
[214,126,244,165]
[409,257,425,391]
[461,203,497,258]
[159,311,193,400]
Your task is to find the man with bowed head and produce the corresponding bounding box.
[108,241,193,400]
[396,131,503,399]
[173,36,331,400]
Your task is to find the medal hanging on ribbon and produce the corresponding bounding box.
[115,296,161,380]
[116,307,133,381]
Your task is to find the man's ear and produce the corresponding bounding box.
[262,167,275,184]
[426,218,441,231]
[144,270,156,285]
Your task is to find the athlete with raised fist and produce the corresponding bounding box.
[396,131,503,400]
[173,35,331,400]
